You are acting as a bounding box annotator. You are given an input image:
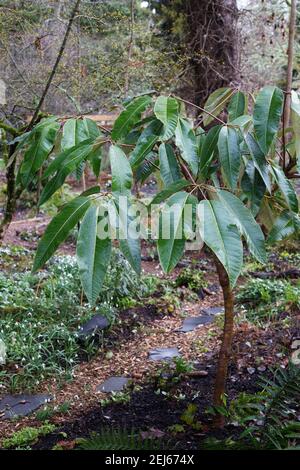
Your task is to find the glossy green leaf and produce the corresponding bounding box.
[76,205,111,305]
[253,86,284,154]
[157,191,189,273]
[198,125,221,179]
[39,141,93,205]
[135,152,158,183]
[111,96,152,141]
[158,143,181,186]
[150,179,190,206]
[268,210,300,243]
[18,122,59,188]
[241,160,266,216]
[244,133,271,192]
[272,165,299,213]
[61,118,100,152]
[202,87,233,126]
[33,196,91,271]
[114,199,141,274]
[199,199,243,287]
[217,190,266,263]
[218,126,241,189]
[175,118,198,176]
[129,119,162,168]
[228,91,247,122]
[154,96,179,141]
[109,145,133,195]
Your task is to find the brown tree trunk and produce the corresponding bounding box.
[213,258,235,428]
[184,0,240,106]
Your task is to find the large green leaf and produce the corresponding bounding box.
[272,165,299,213]
[76,205,111,305]
[154,96,179,141]
[253,86,283,154]
[18,122,59,188]
[228,91,247,122]
[158,143,181,186]
[175,118,198,176]
[198,125,221,179]
[113,199,141,274]
[216,190,266,263]
[136,152,158,184]
[241,160,266,216]
[202,87,233,127]
[61,118,100,151]
[218,126,241,190]
[199,199,243,287]
[33,196,91,271]
[109,145,133,195]
[129,119,162,168]
[268,210,300,243]
[39,141,93,205]
[111,96,152,141]
[244,133,271,192]
[150,179,190,206]
[157,191,189,273]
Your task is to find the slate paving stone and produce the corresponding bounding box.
[201,306,224,316]
[178,317,206,332]
[97,377,130,393]
[148,347,181,361]
[78,315,110,338]
[0,394,52,420]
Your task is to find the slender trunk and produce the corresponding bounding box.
[213,258,235,428]
[0,146,17,241]
[282,0,297,170]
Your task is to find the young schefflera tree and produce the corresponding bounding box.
[21,86,299,426]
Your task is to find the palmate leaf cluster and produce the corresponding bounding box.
[13,86,300,304]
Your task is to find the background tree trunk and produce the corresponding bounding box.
[184,0,240,106]
[151,0,240,105]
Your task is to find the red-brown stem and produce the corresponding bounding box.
[213,258,235,428]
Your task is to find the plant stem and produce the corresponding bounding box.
[213,257,235,428]
[282,0,297,170]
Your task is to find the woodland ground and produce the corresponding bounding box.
[0,174,299,450]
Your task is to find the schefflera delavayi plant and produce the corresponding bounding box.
[19,86,300,427]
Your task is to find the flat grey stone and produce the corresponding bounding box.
[78,315,110,338]
[148,347,181,361]
[97,376,130,393]
[201,306,224,316]
[0,394,52,420]
[178,317,205,332]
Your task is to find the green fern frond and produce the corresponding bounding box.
[77,428,163,451]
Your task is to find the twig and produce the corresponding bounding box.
[172,94,226,126]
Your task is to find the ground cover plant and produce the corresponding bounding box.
[0,246,151,392]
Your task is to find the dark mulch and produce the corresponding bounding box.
[32,365,261,450]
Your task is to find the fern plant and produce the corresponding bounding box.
[204,363,300,450]
[77,428,163,451]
